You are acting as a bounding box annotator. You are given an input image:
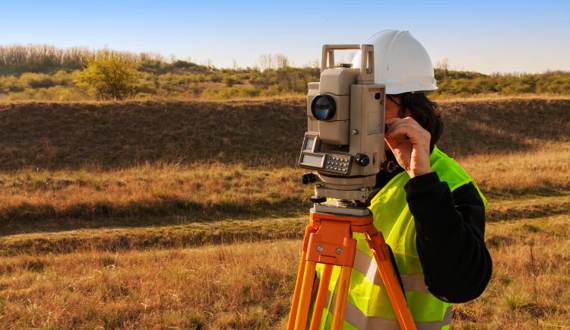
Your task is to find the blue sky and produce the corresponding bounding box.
[0,0,568,73]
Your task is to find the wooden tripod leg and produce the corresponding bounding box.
[331,266,352,330]
[309,264,332,330]
[294,260,317,330]
[366,232,416,330]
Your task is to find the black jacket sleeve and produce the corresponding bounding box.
[404,172,492,303]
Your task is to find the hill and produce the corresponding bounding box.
[0,97,568,236]
[1,45,570,101]
[0,97,568,170]
[0,98,306,170]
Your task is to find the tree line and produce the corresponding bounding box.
[0,45,568,101]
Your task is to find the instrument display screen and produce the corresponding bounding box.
[300,153,324,168]
[303,136,317,152]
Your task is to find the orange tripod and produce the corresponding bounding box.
[286,206,416,330]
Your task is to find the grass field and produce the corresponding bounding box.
[1,215,567,328]
[0,97,568,328]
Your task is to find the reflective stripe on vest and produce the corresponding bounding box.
[343,303,452,330]
[315,146,487,329]
[323,291,453,330]
[353,250,429,293]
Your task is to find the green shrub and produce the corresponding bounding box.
[223,76,237,87]
[202,85,260,99]
[74,52,140,100]
[19,72,57,89]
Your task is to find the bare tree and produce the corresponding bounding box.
[257,54,273,71]
[305,59,320,69]
[275,54,289,69]
[435,58,449,77]
[257,53,290,70]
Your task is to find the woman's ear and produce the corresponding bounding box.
[398,106,411,118]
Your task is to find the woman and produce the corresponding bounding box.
[318,30,492,329]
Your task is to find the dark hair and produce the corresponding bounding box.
[396,92,443,151]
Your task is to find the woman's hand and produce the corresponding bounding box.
[385,117,432,178]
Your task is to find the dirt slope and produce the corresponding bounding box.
[0,98,568,170]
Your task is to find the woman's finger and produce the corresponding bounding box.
[384,137,411,169]
[386,126,420,142]
[384,136,395,150]
[389,122,430,142]
[385,119,400,131]
[401,116,423,128]
[386,118,421,133]
[386,116,425,135]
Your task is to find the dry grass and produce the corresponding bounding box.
[0,146,567,328]
[0,143,568,260]
[0,97,568,328]
[0,164,310,235]
[0,143,567,237]
[0,214,567,329]
[463,142,570,198]
[486,194,569,222]
[437,98,570,158]
[0,98,568,170]
[0,241,300,329]
[454,214,570,329]
[433,93,570,102]
[0,218,306,256]
[0,191,567,257]
[0,99,307,170]
[0,194,566,260]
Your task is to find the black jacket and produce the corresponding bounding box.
[374,154,492,303]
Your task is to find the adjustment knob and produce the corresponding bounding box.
[355,153,370,166]
[302,173,318,184]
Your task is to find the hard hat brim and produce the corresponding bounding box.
[386,83,438,95]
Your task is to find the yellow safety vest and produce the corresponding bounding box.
[317,146,487,329]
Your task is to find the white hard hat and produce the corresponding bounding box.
[352,30,437,94]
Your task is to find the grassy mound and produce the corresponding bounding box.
[0,98,568,170]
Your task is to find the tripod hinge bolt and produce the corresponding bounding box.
[336,248,343,255]
[316,244,324,252]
